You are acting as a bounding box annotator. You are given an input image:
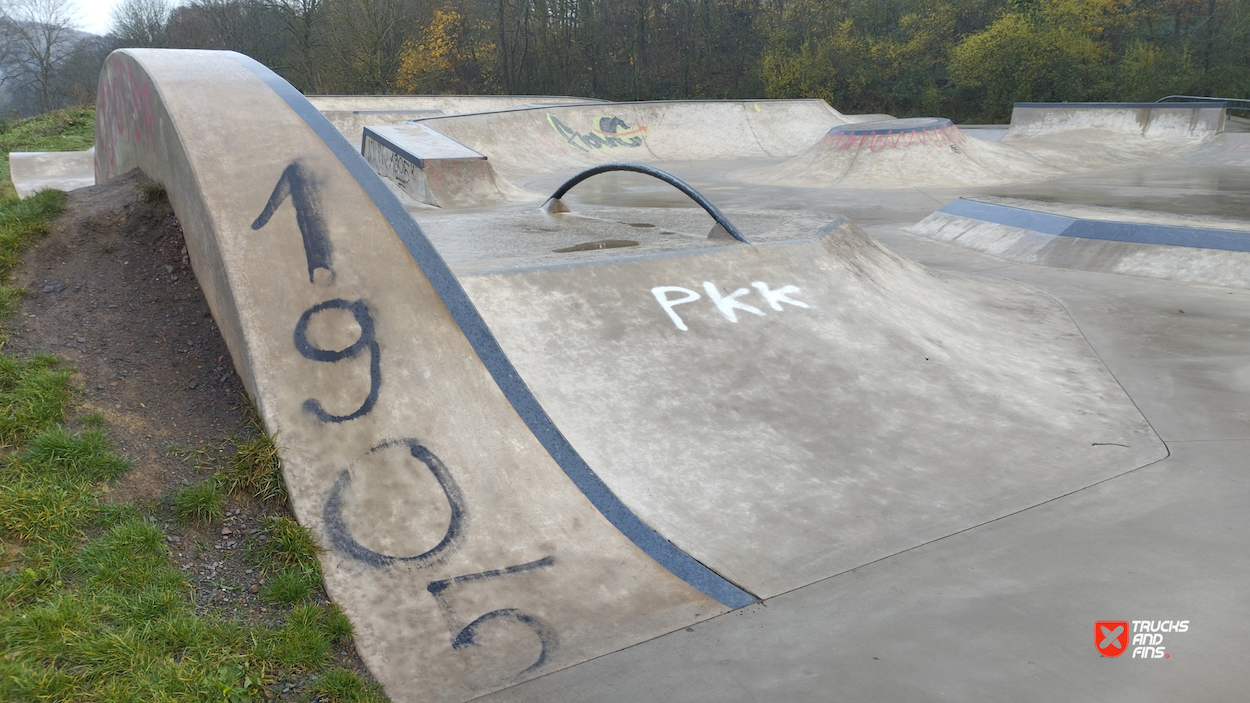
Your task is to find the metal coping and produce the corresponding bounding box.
[306,93,611,102]
[829,117,952,136]
[349,109,445,115]
[360,125,486,169]
[232,54,757,610]
[941,199,1250,253]
[408,98,836,125]
[1013,102,1227,109]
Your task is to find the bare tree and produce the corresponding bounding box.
[176,0,285,70]
[110,0,175,48]
[1,0,82,111]
[322,0,415,94]
[264,0,327,93]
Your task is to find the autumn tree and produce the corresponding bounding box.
[949,0,1124,119]
[396,6,496,94]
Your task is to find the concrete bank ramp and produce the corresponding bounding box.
[1003,101,1226,140]
[740,103,1224,189]
[306,94,608,146]
[910,195,1250,288]
[97,48,1166,702]
[362,99,855,208]
[418,206,1165,596]
[997,101,1227,172]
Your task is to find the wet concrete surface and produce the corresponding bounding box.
[475,230,1250,703]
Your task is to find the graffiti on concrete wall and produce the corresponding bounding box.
[96,56,159,181]
[252,160,335,284]
[1220,142,1250,166]
[652,281,810,331]
[253,159,558,685]
[292,299,380,422]
[548,114,648,152]
[322,439,466,568]
[427,557,558,678]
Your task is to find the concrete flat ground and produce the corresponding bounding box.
[475,226,1250,703]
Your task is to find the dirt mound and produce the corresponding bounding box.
[11,169,247,502]
[7,170,376,694]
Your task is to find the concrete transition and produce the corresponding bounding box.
[737,103,1226,189]
[10,148,96,197]
[364,99,858,207]
[87,48,1247,702]
[305,95,608,147]
[911,196,1250,288]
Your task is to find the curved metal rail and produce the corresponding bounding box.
[541,162,750,244]
[1156,95,1249,114]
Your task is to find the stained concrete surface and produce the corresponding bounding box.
[85,50,1250,701]
[96,50,728,703]
[475,232,1250,703]
[445,212,1164,597]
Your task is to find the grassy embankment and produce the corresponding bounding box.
[0,108,385,701]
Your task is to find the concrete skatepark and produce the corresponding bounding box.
[16,48,1248,701]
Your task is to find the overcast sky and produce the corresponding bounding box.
[71,0,125,36]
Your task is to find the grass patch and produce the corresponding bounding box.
[260,568,318,605]
[0,353,71,451]
[250,515,322,573]
[218,426,286,507]
[78,411,106,428]
[172,479,224,524]
[308,666,389,703]
[0,335,375,703]
[138,179,166,203]
[0,157,378,699]
[0,106,95,201]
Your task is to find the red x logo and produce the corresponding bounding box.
[1096,621,1129,657]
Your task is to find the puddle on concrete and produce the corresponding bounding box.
[553,239,640,253]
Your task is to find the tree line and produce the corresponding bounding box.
[3,0,1249,122]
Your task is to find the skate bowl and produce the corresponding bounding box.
[96,48,1174,703]
[360,98,877,207]
[404,99,854,178]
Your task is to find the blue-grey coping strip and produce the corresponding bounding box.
[939,199,1250,253]
[351,109,444,114]
[1013,102,1226,109]
[829,118,952,136]
[233,54,758,610]
[941,199,1076,235]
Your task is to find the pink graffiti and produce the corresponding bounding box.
[96,54,159,181]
